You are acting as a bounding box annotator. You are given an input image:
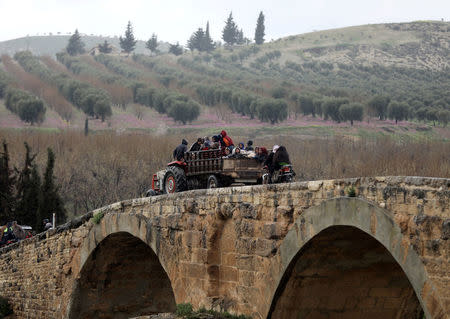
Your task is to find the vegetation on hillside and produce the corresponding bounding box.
[0,21,448,130]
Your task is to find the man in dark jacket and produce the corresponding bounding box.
[190,138,204,152]
[173,139,188,161]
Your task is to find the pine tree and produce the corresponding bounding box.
[146,33,159,55]
[119,21,137,54]
[38,148,65,231]
[0,141,16,224]
[169,43,183,56]
[222,12,238,45]
[187,28,205,52]
[254,11,265,45]
[66,29,85,56]
[15,142,38,226]
[204,21,215,52]
[98,40,112,54]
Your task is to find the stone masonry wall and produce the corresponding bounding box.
[0,176,448,319]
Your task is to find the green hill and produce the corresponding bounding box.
[0,21,448,138]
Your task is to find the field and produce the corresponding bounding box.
[0,21,449,219]
[1,129,448,220]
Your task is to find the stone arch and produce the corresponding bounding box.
[67,212,177,319]
[267,197,445,319]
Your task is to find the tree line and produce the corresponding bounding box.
[13,51,113,121]
[65,11,267,57]
[0,141,65,232]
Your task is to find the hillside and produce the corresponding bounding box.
[0,35,169,57]
[0,21,449,139]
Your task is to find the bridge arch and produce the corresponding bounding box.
[268,197,445,319]
[67,212,177,319]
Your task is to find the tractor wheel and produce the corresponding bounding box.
[163,166,187,194]
[207,175,220,189]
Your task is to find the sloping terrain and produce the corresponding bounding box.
[0,21,448,139]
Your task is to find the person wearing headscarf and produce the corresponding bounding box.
[220,130,234,148]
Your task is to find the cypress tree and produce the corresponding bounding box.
[0,141,16,224]
[119,21,137,54]
[204,21,215,52]
[222,12,238,45]
[66,29,85,56]
[15,142,38,226]
[38,148,65,230]
[254,11,265,45]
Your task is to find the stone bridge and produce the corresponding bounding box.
[0,176,449,319]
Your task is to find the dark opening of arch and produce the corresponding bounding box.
[269,226,424,319]
[69,232,176,319]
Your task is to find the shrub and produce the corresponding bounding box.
[388,101,409,124]
[5,88,46,124]
[176,303,193,316]
[92,211,104,224]
[339,102,364,125]
[322,97,349,122]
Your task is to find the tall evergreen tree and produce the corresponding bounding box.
[254,11,265,45]
[187,28,206,52]
[204,21,215,52]
[98,40,112,54]
[0,141,16,224]
[66,29,85,56]
[222,12,238,45]
[119,21,137,54]
[15,143,38,226]
[146,33,159,55]
[38,148,65,230]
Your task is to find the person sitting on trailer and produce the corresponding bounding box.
[190,138,204,152]
[254,146,268,162]
[220,130,234,148]
[246,140,254,151]
[202,137,211,150]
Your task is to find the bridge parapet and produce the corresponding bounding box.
[0,176,448,318]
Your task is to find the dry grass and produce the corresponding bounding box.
[0,130,448,219]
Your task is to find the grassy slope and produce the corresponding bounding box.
[249,21,449,70]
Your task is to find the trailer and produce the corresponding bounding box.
[149,148,265,195]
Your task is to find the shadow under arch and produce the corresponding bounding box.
[267,197,445,319]
[67,213,176,319]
